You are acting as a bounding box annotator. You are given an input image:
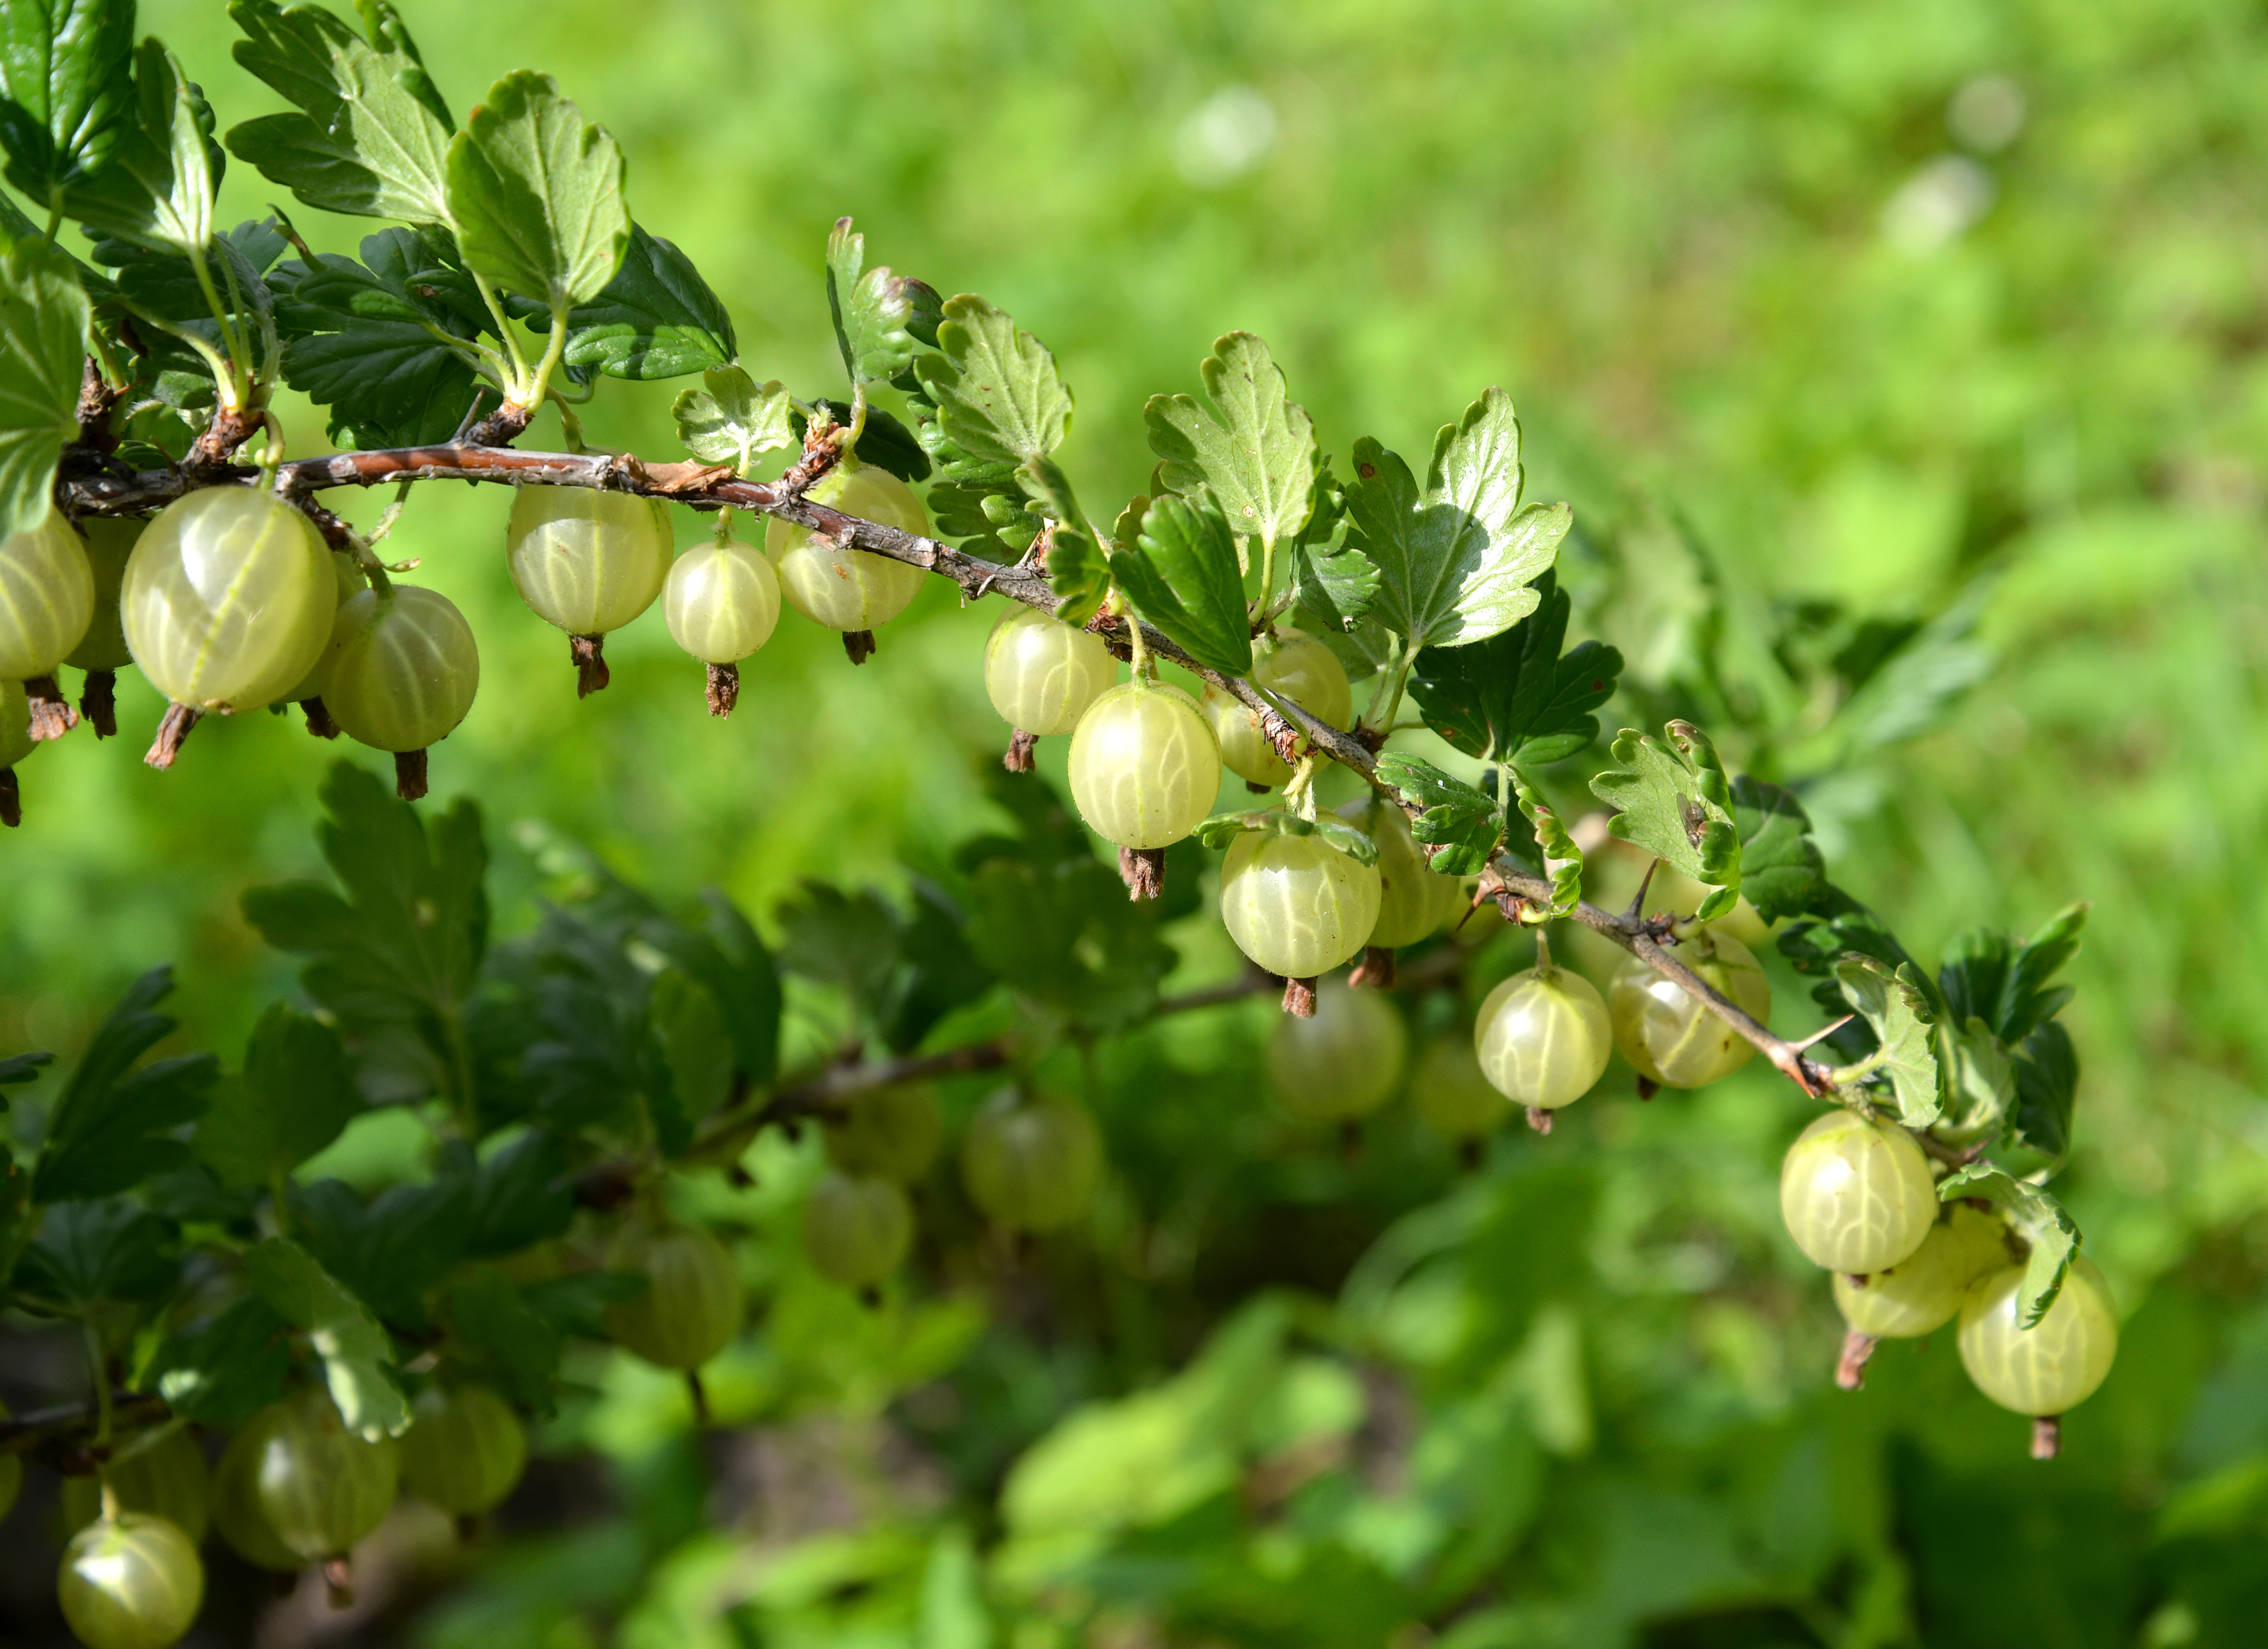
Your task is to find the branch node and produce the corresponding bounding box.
[394,748,429,801]
[300,695,340,739]
[1118,845,1165,901]
[570,634,610,697]
[144,703,200,770]
[1283,975,1317,1017]
[705,662,740,718]
[1003,729,1037,772]
[77,669,117,738]
[23,675,78,741]
[1835,1329,1878,1391]
[842,629,877,666]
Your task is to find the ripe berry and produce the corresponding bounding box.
[960,1090,1104,1232]
[242,1386,400,1562]
[1958,1256,2119,1419]
[122,488,336,712]
[1205,631,1352,786]
[1267,976,1407,1122]
[1834,1204,2007,1339]
[64,518,143,673]
[604,1221,744,1370]
[1339,794,1461,948]
[823,1083,944,1184]
[801,1170,913,1290]
[984,606,1115,736]
[399,1383,526,1517]
[1607,928,1773,1088]
[1473,963,1613,1114]
[664,534,780,664]
[209,1426,300,1572]
[764,460,929,632]
[1409,1037,1504,1139]
[1220,830,1382,980]
[1067,679,1219,849]
[278,551,370,708]
[321,585,479,758]
[56,1512,203,1649]
[1778,1110,1937,1275]
[60,1429,211,1543]
[506,486,673,636]
[0,508,95,681]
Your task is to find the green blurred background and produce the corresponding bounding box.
[10,0,2268,1644]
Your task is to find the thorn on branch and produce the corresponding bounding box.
[1003,729,1037,772]
[394,748,428,801]
[23,676,77,741]
[570,634,610,697]
[78,669,117,738]
[300,696,340,739]
[1118,845,1165,901]
[1526,1105,1554,1135]
[1348,946,1397,990]
[2031,1416,2061,1460]
[144,703,200,770]
[1283,975,1317,1017]
[706,662,739,718]
[842,629,877,666]
[1836,1329,1878,1391]
[1624,858,1660,923]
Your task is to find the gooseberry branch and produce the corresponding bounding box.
[57,443,1832,1103]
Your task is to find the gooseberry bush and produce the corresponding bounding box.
[0,3,2113,1644]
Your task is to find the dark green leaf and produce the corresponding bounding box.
[1587,721,1741,917]
[913,294,1072,467]
[0,0,135,213]
[631,891,781,1089]
[520,1270,644,1340]
[776,880,901,1013]
[268,228,480,446]
[963,857,1175,1030]
[1776,883,1933,1060]
[292,1174,472,1328]
[1143,331,1316,552]
[445,70,627,314]
[10,1199,177,1312]
[1728,775,1825,924]
[1936,1164,2079,1328]
[826,215,927,387]
[1938,901,2088,1048]
[0,1050,52,1088]
[150,1297,292,1425]
[242,1236,409,1437]
[32,966,220,1204]
[1832,958,1942,1127]
[1287,466,1381,630]
[440,1266,562,1415]
[2012,1020,2078,1161]
[0,235,92,540]
[193,1004,358,1192]
[536,221,732,379]
[1373,754,1502,876]
[224,0,454,225]
[58,38,220,259]
[462,1131,574,1258]
[1342,388,1572,650]
[1112,491,1254,676]
[672,363,791,477]
[1408,570,1621,765]
[882,879,994,1055]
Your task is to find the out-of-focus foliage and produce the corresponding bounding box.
[8,1,2268,1646]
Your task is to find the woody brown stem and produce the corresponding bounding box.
[23,675,77,741]
[1003,729,1037,772]
[394,749,428,801]
[1348,946,1397,990]
[1283,976,1317,1017]
[570,634,609,697]
[300,696,340,738]
[144,703,199,769]
[706,662,739,717]
[842,629,877,665]
[1118,845,1165,901]
[77,669,117,737]
[1835,1329,1878,1391]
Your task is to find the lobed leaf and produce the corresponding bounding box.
[1342,388,1572,651]
[2011,1020,2079,1162]
[150,1297,292,1425]
[914,294,1071,468]
[440,1266,563,1415]
[58,38,220,259]
[10,1198,178,1312]
[1408,569,1621,764]
[1509,769,1581,919]
[293,1174,472,1329]
[192,1004,358,1192]
[0,0,136,213]
[0,236,91,541]
[1937,1164,2079,1329]
[243,1236,410,1437]
[1144,331,1317,553]
[1587,721,1741,918]
[1832,957,1941,1127]
[225,0,454,226]
[1193,809,1379,868]
[1937,901,2088,1049]
[445,69,627,315]
[269,227,481,446]
[1373,754,1502,875]
[1113,490,1255,676]
[32,967,220,1204]
[542,221,733,380]
[1728,775,1825,924]
[826,215,937,386]
[671,363,792,477]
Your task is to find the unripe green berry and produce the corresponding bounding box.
[65,516,143,673]
[1409,1037,1504,1138]
[399,1383,526,1516]
[824,1083,944,1183]
[1067,679,1219,848]
[1339,794,1461,948]
[0,507,94,680]
[1607,928,1773,1088]
[1221,830,1382,979]
[321,585,480,752]
[57,1513,203,1649]
[245,1386,400,1562]
[1267,977,1407,1122]
[604,1222,744,1370]
[1205,632,1352,785]
[960,1090,1104,1232]
[984,606,1115,736]
[1778,1110,1938,1275]
[801,1170,913,1289]
[1834,1204,2007,1339]
[664,536,780,664]
[1473,964,1613,1112]
[209,1426,300,1572]
[506,486,672,635]
[1958,1256,2120,1418]
[1,679,35,769]
[123,489,334,711]
[765,460,929,631]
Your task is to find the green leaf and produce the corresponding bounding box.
[460,1131,574,1258]
[1110,491,1255,676]
[880,880,994,1057]
[2011,1020,2078,1161]
[1940,1015,2014,1142]
[1587,721,1741,917]
[0,0,136,213]
[439,1266,562,1416]
[1193,809,1380,868]
[1408,569,1621,764]
[192,1004,357,1192]
[0,1050,52,1089]
[671,364,791,477]
[292,1174,471,1328]
[58,38,219,259]
[636,891,783,1088]
[445,69,627,314]
[1143,331,1316,553]
[537,221,733,380]
[268,227,480,446]
[1936,1164,2079,1329]
[1937,901,2088,1051]
[1510,769,1580,919]
[0,236,90,541]
[1288,493,1381,632]
[10,1198,177,1312]
[224,0,455,226]
[826,215,934,387]
[32,966,219,1204]
[963,856,1175,1030]
[1048,526,1112,627]
[913,294,1072,468]
[242,1236,409,1438]
[1373,753,1502,876]
[1831,958,1941,1127]
[777,880,901,1014]
[1342,388,1572,650]
[150,1297,292,1425]
[792,399,930,484]
[1728,776,1825,924]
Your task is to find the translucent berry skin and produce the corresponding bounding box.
[1267,976,1408,1122]
[1958,1256,2120,1417]
[801,1170,913,1289]
[0,508,95,680]
[1607,928,1773,1088]
[246,1386,400,1561]
[65,516,143,672]
[764,460,929,632]
[1341,795,1461,948]
[1220,831,1382,979]
[399,1383,526,1516]
[280,552,366,704]
[664,537,780,664]
[1204,632,1353,786]
[322,586,480,752]
[506,486,673,635]
[209,1426,300,1571]
[1,679,36,768]
[824,1083,944,1183]
[123,488,334,712]
[56,1513,203,1649]
[1834,1204,2008,1339]
[1778,1110,1938,1275]
[983,606,1115,736]
[1067,680,1219,848]
[960,1090,1104,1232]
[1409,1037,1505,1138]
[60,1429,211,1543]
[604,1222,744,1370]
[1473,965,1613,1112]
